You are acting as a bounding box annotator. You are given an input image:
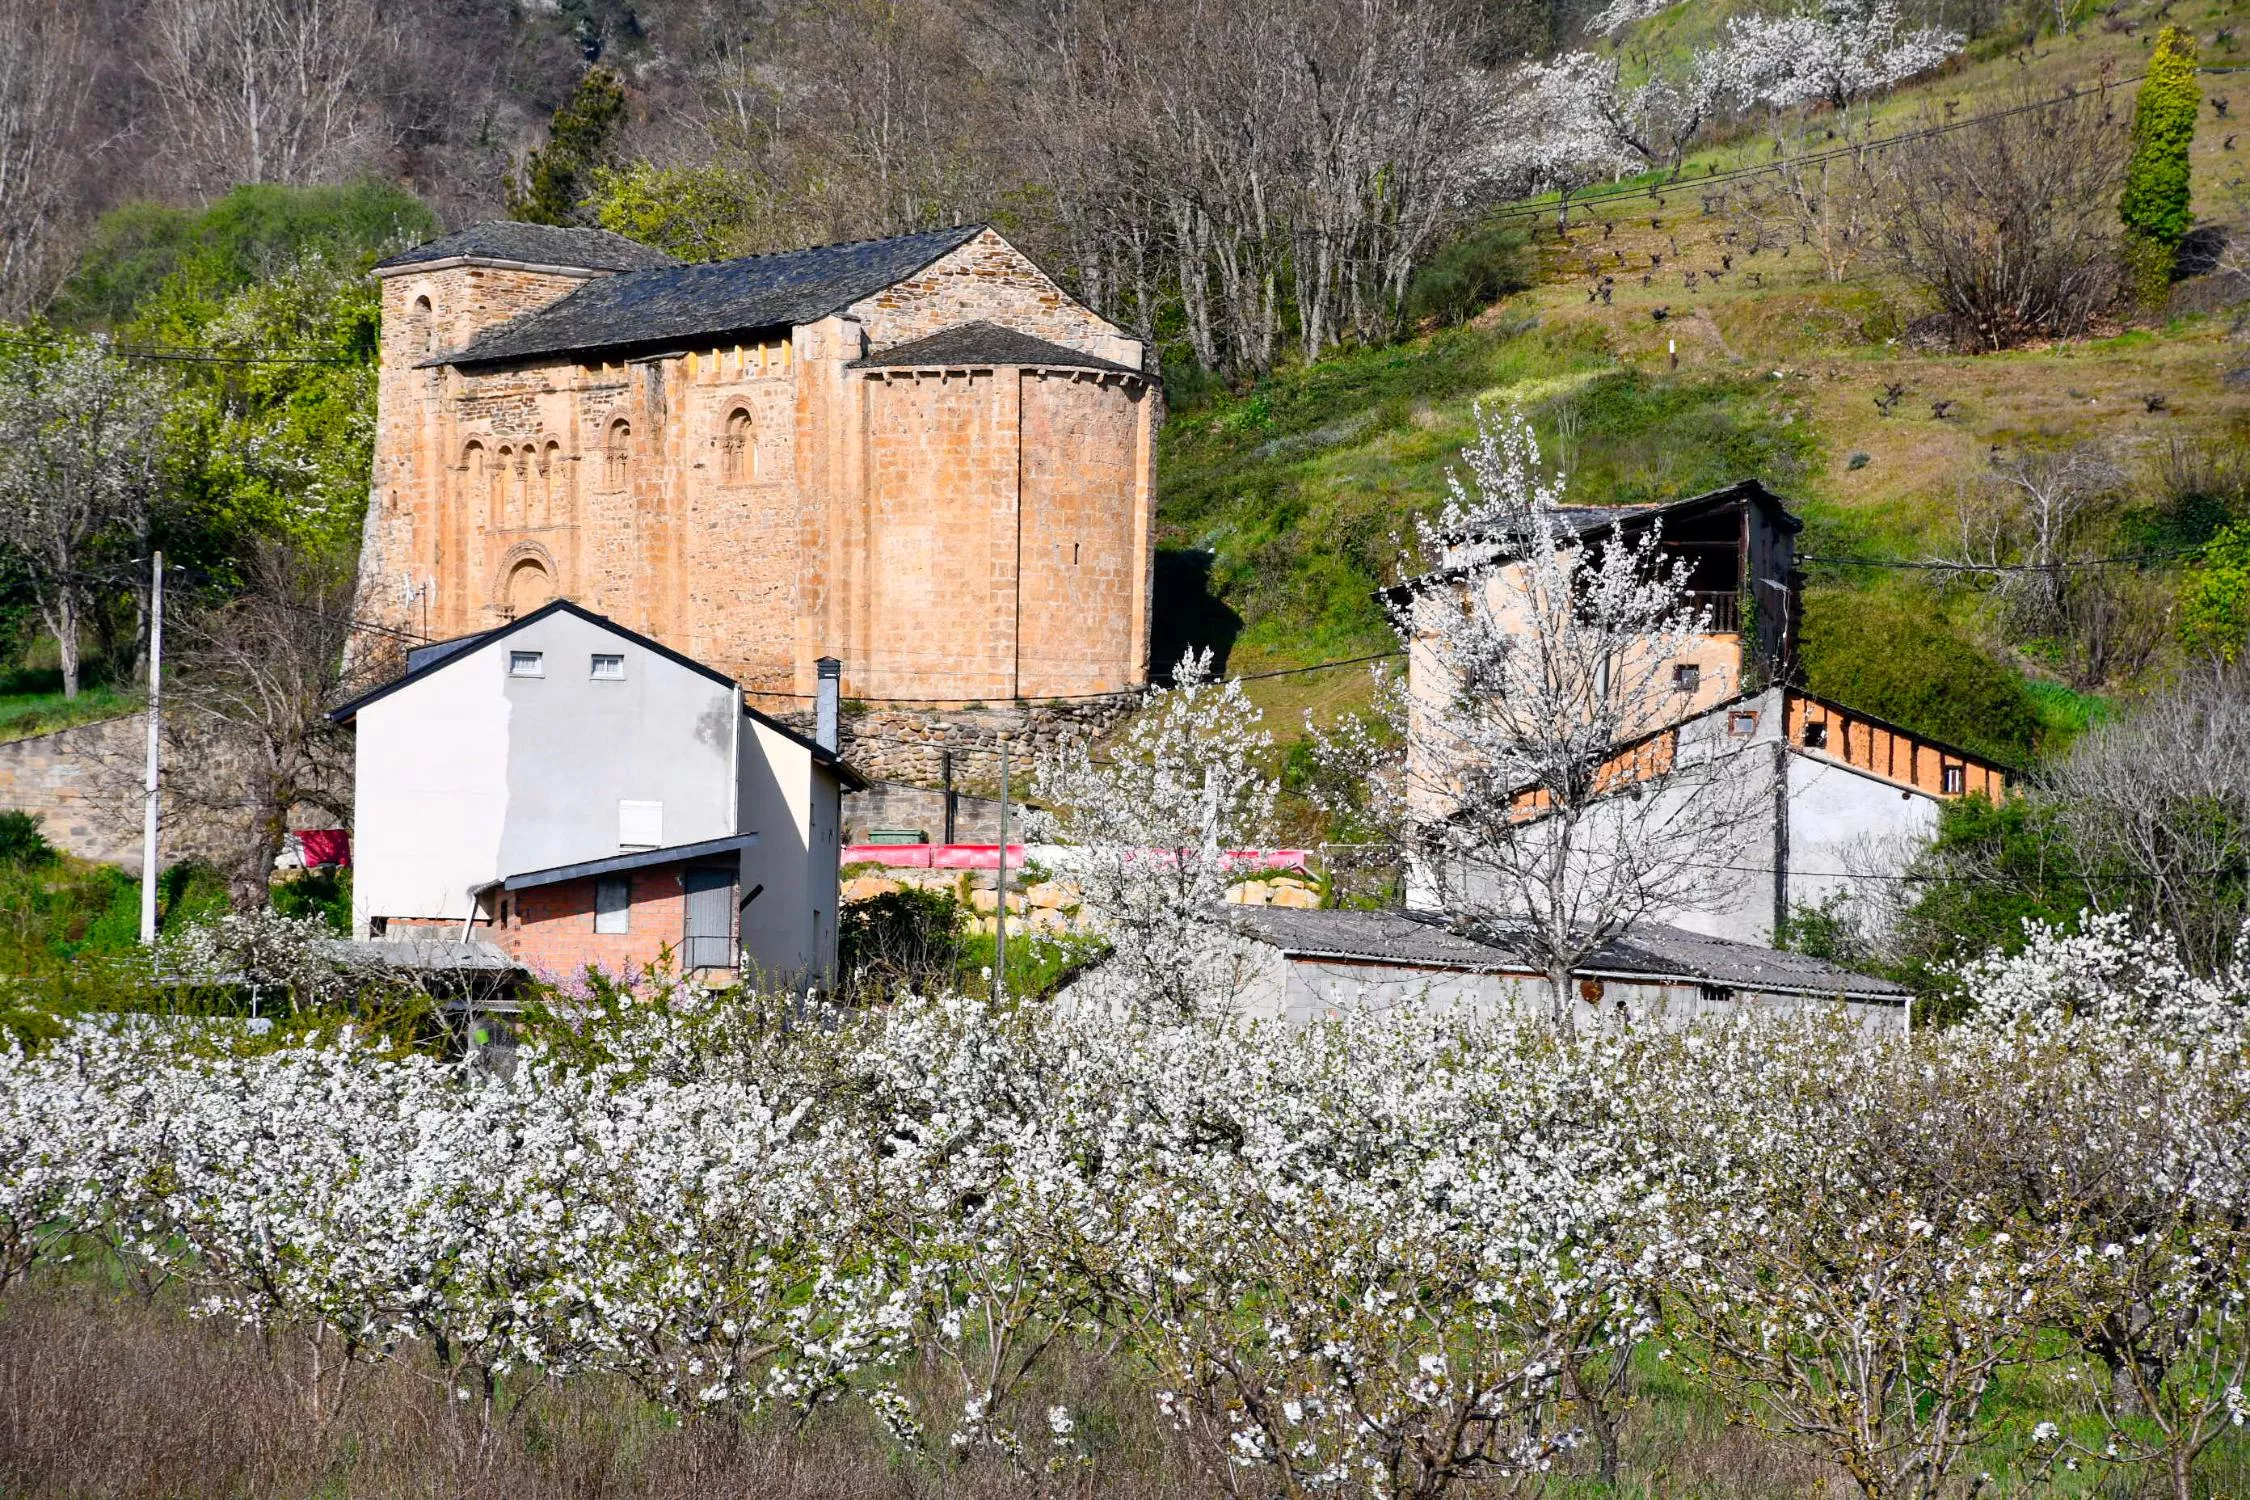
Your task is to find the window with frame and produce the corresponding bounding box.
[1727,710,1759,736]
[594,876,630,933]
[720,408,753,482]
[605,420,632,490]
[1802,720,1829,749]
[1942,765,1965,795]
[509,650,544,677]
[1672,663,1701,694]
[591,652,625,680]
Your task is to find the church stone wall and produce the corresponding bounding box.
[362,228,1156,779]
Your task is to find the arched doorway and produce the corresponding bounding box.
[504,558,555,618]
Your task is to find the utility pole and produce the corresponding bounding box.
[995,734,1010,1002]
[139,551,163,946]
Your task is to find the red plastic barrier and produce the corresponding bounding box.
[842,843,1313,873]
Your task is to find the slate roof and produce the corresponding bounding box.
[374,223,680,274]
[501,833,760,891]
[852,321,1143,376]
[1224,906,1905,1001]
[437,223,989,368]
[321,937,525,973]
[1578,922,1908,999]
[1223,906,1520,969]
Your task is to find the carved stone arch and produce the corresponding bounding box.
[491,539,561,619]
[408,290,437,357]
[719,402,755,484]
[604,417,632,491]
[541,438,567,525]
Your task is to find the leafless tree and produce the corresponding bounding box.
[0,0,98,317]
[1723,114,1888,285]
[1320,410,1773,1030]
[2040,665,2250,977]
[166,541,394,910]
[0,338,170,700]
[1940,445,2169,687]
[1880,85,2127,350]
[139,0,395,194]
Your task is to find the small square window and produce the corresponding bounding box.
[509,650,544,677]
[594,875,630,934]
[1728,710,1759,737]
[1942,765,1965,795]
[591,653,625,679]
[1673,664,1701,693]
[1802,720,1829,749]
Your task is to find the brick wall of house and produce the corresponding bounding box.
[488,865,698,981]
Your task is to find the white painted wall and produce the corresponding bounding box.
[350,610,737,933]
[1785,754,1942,920]
[353,649,512,930]
[493,611,736,877]
[736,715,845,985]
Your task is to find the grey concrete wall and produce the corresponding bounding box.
[493,611,736,877]
[1249,951,1902,1033]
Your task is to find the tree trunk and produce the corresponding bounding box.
[233,778,288,911]
[54,587,81,700]
[1561,1349,1621,1486]
[1548,964,1575,1035]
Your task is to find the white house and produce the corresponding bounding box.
[329,599,863,986]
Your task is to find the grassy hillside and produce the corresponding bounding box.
[1162,0,2249,763]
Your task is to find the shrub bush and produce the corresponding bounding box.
[1403,222,1533,327]
[1798,589,2042,765]
[0,810,54,867]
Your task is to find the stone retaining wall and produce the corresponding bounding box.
[0,713,287,871]
[0,717,149,866]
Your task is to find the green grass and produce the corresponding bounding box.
[0,681,140,744]
[1158,322,1819,665]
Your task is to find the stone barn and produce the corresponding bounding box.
[360,221,1158,709]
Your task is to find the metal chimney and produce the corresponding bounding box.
[815,657,841,753]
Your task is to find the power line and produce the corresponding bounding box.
[1801,540,2217,573]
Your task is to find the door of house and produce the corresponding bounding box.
[682,867,736,971]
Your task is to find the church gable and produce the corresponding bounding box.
[846,228,1138,368]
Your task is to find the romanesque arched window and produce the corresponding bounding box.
[411,295,436,357]
[492,444,515,526]
[542,440,565,524]
[505,558,554,618]
[461,441,487,518]
[512,447,531,524]
[720,407,754,483]
[606,419,632,490]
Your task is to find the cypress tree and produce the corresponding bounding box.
[2120,26,2200,303]
[508,67,629,227]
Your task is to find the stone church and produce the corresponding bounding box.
[360,221,1158,708]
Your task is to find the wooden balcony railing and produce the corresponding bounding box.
[1686,590,1741,633]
